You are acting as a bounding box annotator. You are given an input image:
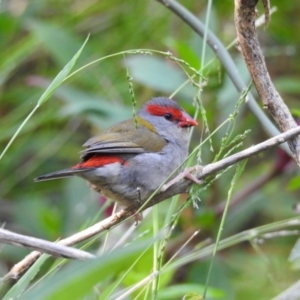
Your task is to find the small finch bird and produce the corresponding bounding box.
[35,97,198,209]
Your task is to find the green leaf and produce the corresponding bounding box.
[0,35,89,160]
[21,240,152,300]
[37,35,89,106]
[288,175,300,191]
[55,86,131,127]
[28,21,87,67]
[274,77,300,94]
[291,109,300,118]
[183,292,203,300]
[157,284,223,300]
[0,35,39,86]
[166,39,200,70]
[2,254,49,300]
[126,55,196,99]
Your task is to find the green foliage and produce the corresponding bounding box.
[1,1,300,299]
[21,240,152,300]
[3,254,50,300]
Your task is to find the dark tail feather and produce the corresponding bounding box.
[34,168,86,182]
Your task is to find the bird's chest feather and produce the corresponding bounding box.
[126,142,188,188]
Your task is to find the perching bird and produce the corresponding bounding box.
[35,97,198,209]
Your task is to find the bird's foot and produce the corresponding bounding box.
[134,211,143,226]
[133,186,144,225]
[161,165,203,192]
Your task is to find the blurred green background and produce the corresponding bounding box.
[1,0,300,299]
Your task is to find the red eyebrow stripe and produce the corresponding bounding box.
[72,155,126,169]
[146,104,182,120]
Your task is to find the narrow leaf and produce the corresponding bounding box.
[0,35,89,160]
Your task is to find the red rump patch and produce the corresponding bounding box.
[72,154,126,169]
[146,104,182,120]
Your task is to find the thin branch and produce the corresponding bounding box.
[0,228,94,259]
[234,0,300,165]
[4,125,300,281]
[155,0,291,154]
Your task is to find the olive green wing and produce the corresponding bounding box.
[81,118,167,158]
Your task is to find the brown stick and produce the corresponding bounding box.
[234,0,300,166]
[3,125,300,281]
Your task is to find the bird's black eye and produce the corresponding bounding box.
[164,113,173,121]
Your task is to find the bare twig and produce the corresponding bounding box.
[0,228,94,260]
[4,126,300,281]
[261,0,270,26]
[234,0,300,165]
[155,0,290,154]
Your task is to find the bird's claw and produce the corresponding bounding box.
[134,211,143,226]
[161,165,203,192]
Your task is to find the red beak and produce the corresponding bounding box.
[178,112,198,128]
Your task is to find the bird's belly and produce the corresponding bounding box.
[77,163,146,206]
[75,149,186,207]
